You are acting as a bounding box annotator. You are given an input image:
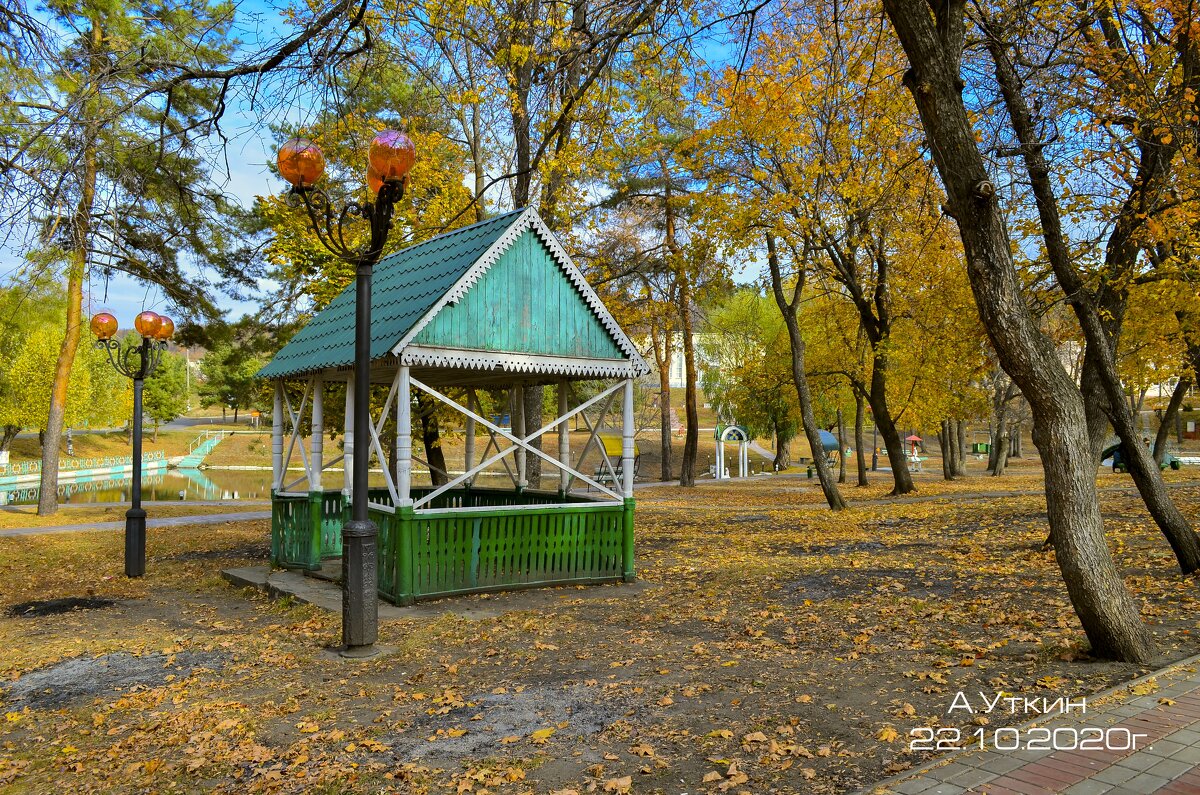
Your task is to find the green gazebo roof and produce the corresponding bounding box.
[258,207,647,381]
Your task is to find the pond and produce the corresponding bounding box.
[0,467,275,505]
[0,467,515,506]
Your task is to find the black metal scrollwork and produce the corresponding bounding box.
[288,178,407,267]
[95,337,166,380]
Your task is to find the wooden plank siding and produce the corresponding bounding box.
[413,229,624,360]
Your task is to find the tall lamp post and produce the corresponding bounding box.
[89,310,174,577]
[276,131,416,656]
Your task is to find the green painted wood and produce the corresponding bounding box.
[414,229,624,360]
[277,486,629,601]
[258,211,524,379]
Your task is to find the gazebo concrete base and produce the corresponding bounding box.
[221,565,649,620]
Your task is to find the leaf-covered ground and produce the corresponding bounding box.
[2,473,1200,794]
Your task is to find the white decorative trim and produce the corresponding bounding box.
[400,344,638,379]
[392,208,651,376]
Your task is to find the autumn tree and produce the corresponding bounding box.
[881,0,1156,662]
[699,0,978,497]
[700,288,798,470]
[0,0,384,515]
[973,2,1200,572]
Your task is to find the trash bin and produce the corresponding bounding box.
[807,465,814,479]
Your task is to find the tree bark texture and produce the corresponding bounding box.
[855,391,868,486]
[984,20,1200,573]
[1154,376,1190,465]
[767,233,846,510]
[837,407,846,484]
[40,27,100,515]
[954,419,968,477]
[882,0,1154,662]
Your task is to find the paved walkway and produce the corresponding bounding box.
[0,510,270,537]
[863,654,1200,794]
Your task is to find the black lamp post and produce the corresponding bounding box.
[277,130,415,656]
[90,309,174,577]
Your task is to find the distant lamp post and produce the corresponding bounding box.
[277,130,415,656]
[91,309,174,577]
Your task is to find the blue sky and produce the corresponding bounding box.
[0,0,296,328]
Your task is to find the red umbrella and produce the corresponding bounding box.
[905,434,923,442]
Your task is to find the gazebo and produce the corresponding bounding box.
[257,207,650,605]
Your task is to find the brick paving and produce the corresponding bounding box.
[861,655,1200,794]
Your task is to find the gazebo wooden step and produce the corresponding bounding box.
[304,560,342,584]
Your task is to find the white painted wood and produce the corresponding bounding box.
[397,365,412,506]
[399,345,638,379]
[343,376,354,496]
[570,393,619,492]
[558,381,570,492]
[464,389,476,486]
[272,381,283,491]
[409,377,624,506]
[282,380,312,491]
[622,378,634,498]
[310,375,323,490]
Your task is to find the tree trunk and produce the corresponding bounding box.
[773,426,790,470]
[767,233,845,510]
[1080,351,1112,463]
[983,19,1200,573]
[854,391,868,486]
[868,381,915,495]
[678,276,699,487]
[954,419,968,477]
[990,431,1010,477]
[523,386,543,488]
[940,420,954,480]
[1153,377,1189,465]
[836,407,846,484]
[417,393,449,487]
[1010,422,1022,457]
[39,118,99,514]
[650,311,674,481]
[883,0,1154,662]
[0,425,17,452]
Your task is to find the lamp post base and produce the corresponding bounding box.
[125,507,146,578]
[341,518,379,650]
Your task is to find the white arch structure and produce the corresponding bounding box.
[715,425,750,479]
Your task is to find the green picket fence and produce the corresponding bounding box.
[272,486,634,601]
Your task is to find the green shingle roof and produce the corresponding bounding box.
[258,209,524,379]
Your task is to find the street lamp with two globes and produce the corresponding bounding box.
[276,130,416,656]
[90,309,175,577]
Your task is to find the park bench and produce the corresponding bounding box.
[591,436,641,488]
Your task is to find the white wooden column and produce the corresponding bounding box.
[464,390,476,486]
[310,375,323,491]
[716,441,724,479]
[397,366,412,505]
[558,380,570,492]
[272,380,283,490]
[513,384,527,489]
[343,376,354,496]
[622,378,635,498]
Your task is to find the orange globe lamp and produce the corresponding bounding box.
[134,311,162,338]
[368,130,416,184]
[155,316,175,340]
[278,137,326,188]
[90,311,118,341]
